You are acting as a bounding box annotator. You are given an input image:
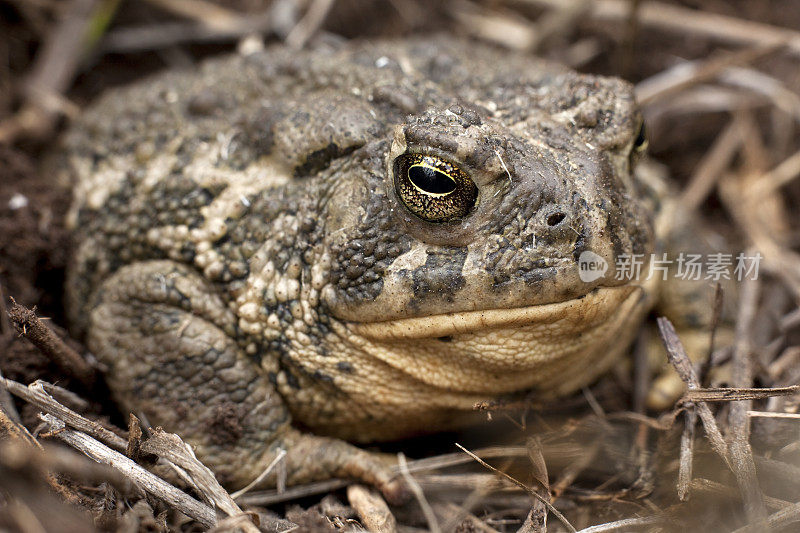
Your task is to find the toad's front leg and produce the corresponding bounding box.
[87,260,405,501]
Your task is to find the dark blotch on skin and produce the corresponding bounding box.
[208,403,244,445]
[296,143,359,177]
[412,248,468,300]
[336,361,354,373]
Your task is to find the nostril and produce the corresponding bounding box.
[546,212,566,227]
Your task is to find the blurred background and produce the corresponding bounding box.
[2,1,800,531]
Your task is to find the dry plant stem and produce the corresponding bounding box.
[1,376,237,521]
[781,308,800,331]
[0,366,22,425]
[1,439,141,497]
[450,0,539,51]
[8,301,96,387]
[398,453,441,533]
[455,443,576,533]
[635,42,785,105]
[237,447,530,505]
[347,485,397,533]
[208,514,265,533]
[749,411,800,419]
[677,408,696,501]
[435,503,500,533]
[0,0,100,142]
[684,385,800,402]
[140,429,245,521]
[237,477,349,506]
[101,14,273,53]
[731,501,800,533]
[230,448,286,499]
[721,68,800,124]
[142,0,242,30]
[438,491,496,532]
[404,446,529,473]
[551,440,600,497]
[530,0,591,52]
[753,148,800,197]
[417,473,507,492]
[700,283,725,387]
[0,401,38,447]
[727,275,768,525]
[437,475,505,531]
[523,0,800,56]
[40,382,90,412]
[525,437,550,529]
[679,118,744,215]
[1,378,125,450]
[38,413,217,528]
[657,317,731,468]
[689,479,791,512]
[285,0,334,49]
[575,515,666,533]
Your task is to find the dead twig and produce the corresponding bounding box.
[726,274,768,526]
[575,515,666,533]
[100,13,273,54]
[398,453,440,533]
[677,408,696,501]
[0,365,22,426]
[1,0,111,143]
[0,398,38,447]
[455,443,576,533]
[39,413,217,528]
[434,502,500,533]
[0,439,139,496]
[231,448,286,500]
[731,500,800,533]
[7,301,96,387]
[679,118,745,213]
[689,479,791,512]
[1,378,124,450]
[524,0,800,56]
[657,317,731,468]
[140,428,253,528]
[285,0,334,49]
[701,283,725,387]
[683,385,800,403]
[347,484,397,533]
[636,42,786,105]
[142,0,242,31]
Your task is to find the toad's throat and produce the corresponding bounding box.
[348,285,641,340]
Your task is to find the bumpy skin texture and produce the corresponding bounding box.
[65,38,660,494]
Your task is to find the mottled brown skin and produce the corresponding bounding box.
[64,38,667,499]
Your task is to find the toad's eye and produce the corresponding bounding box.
[394,154,478,222]
[633,121,648,153]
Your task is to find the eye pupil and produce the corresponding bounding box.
[394,154,478,222]
[408,165,457,195]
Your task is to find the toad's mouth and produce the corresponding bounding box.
[348,284,642,340]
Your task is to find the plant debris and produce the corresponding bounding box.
[2,0,800,531]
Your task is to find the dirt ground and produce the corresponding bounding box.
[2,0,800,532]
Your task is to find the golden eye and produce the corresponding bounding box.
[394,154,478,222]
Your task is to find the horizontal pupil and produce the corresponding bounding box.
[408,165,456,195]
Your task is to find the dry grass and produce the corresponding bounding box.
[2,0,800,531]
